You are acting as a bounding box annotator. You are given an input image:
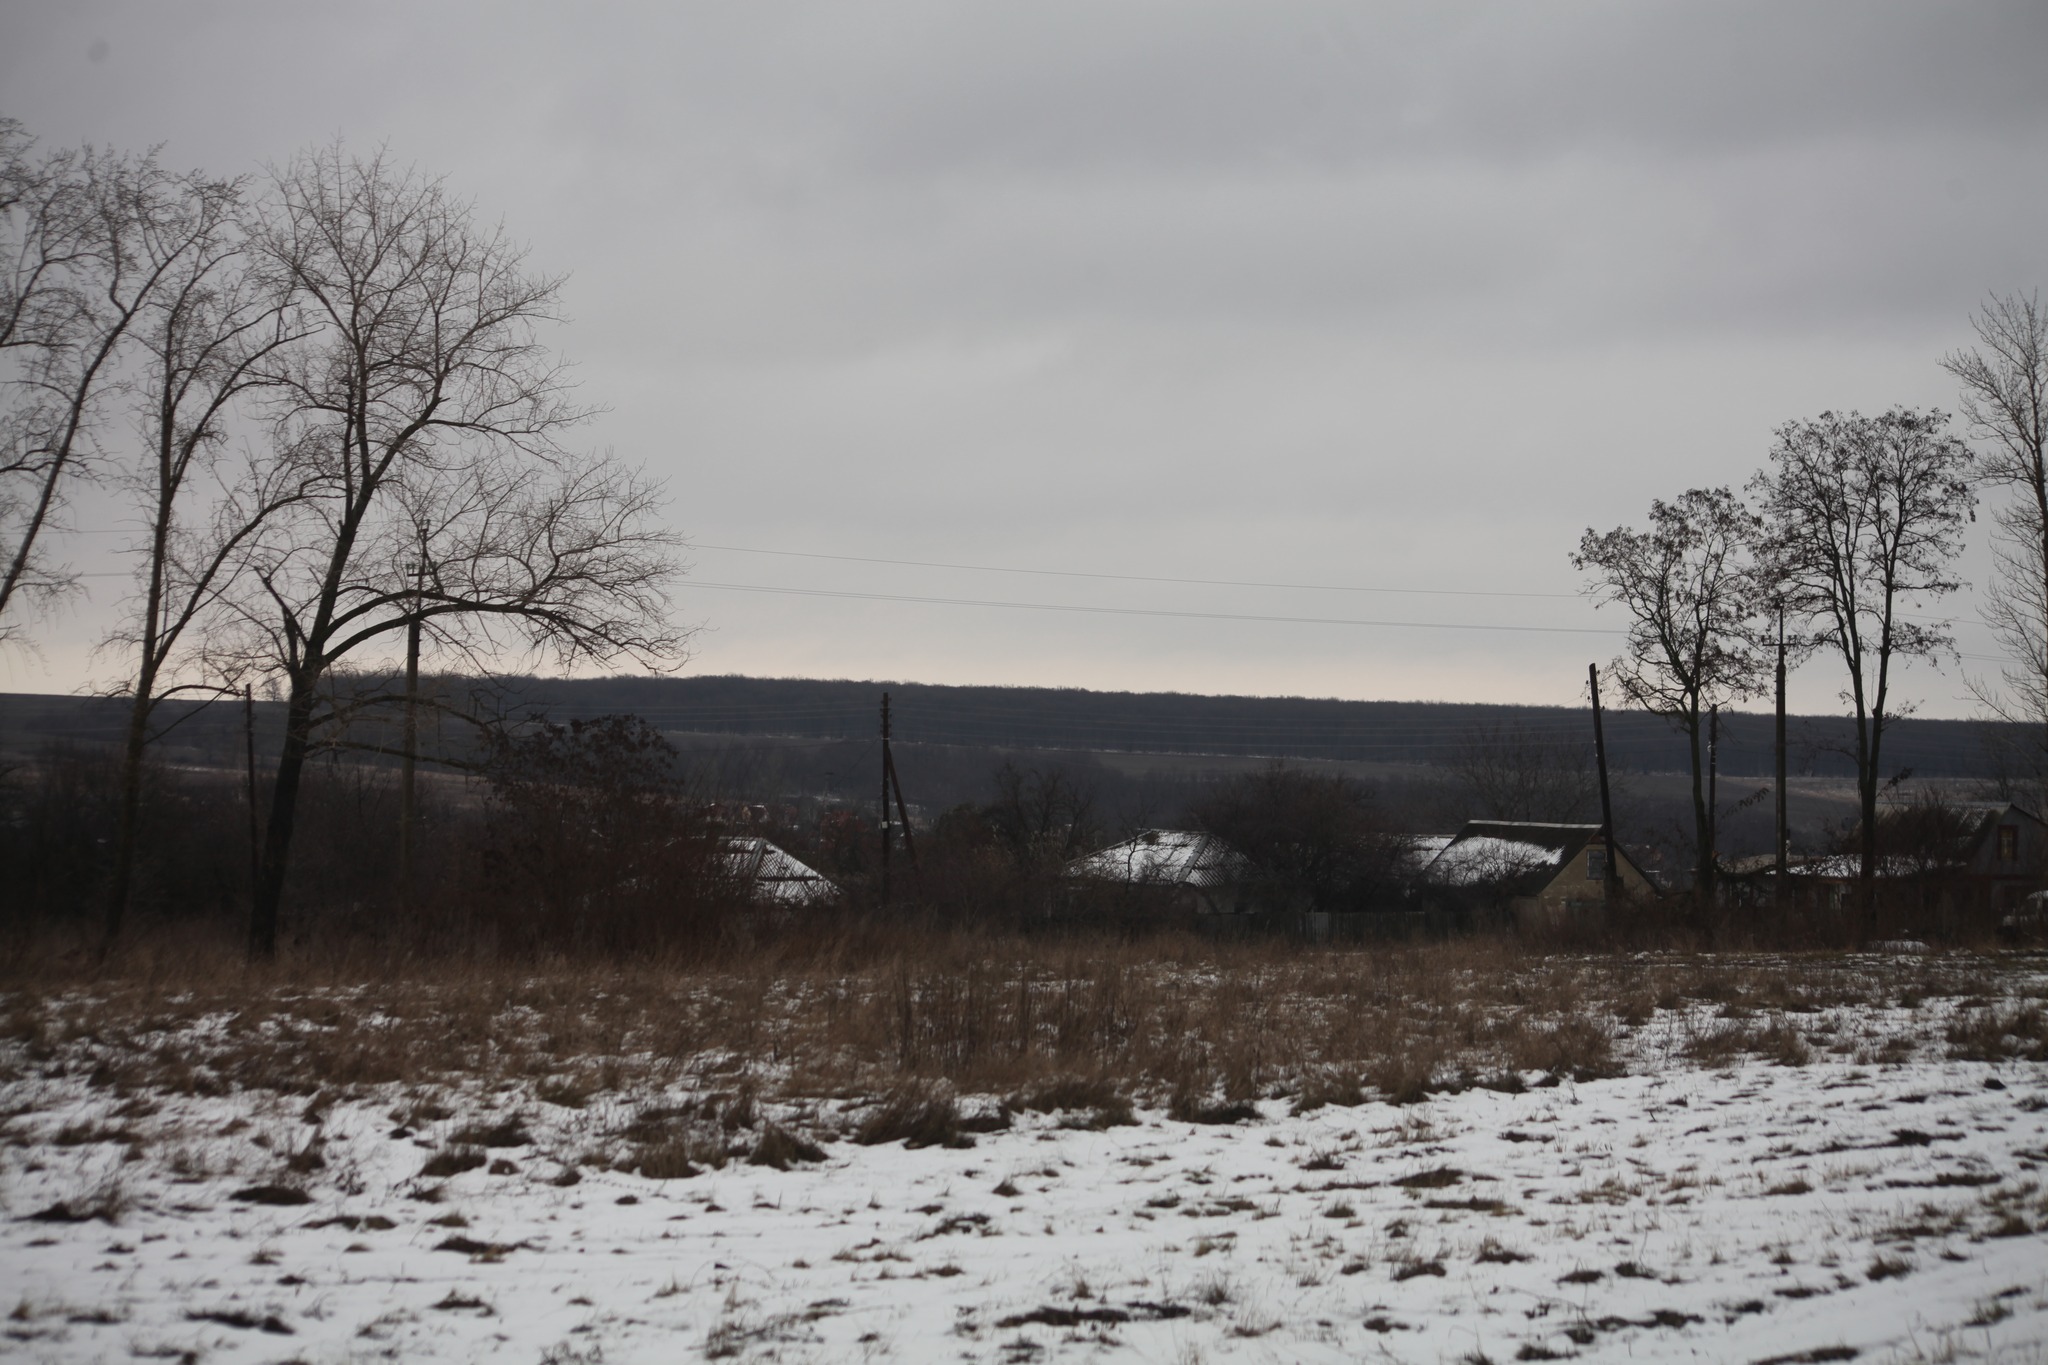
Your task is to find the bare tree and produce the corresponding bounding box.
[1573,487,1764,896]
[225,145,686,957]
[482,714,730,954]
[1942,292,2048,792]
[1445,718,1603,825]
[1,128,189,647]
[0,117,79,635]
[1750,409,1975,913]
[1191,764,1398,912]
[99,169,301,943]
[984,759,1101,872]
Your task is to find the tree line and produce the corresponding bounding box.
[8,114,2043,953]
[1576,299,2048,910]
[1,121,684,955]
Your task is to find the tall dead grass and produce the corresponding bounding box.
[4,916,2030,1122]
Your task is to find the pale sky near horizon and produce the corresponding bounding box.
[3,2,2045,719]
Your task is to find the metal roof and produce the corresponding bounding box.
[1065,829,1251,888]
[722,837,838,906]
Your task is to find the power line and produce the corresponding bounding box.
[692,542,1580,600]
[682,580,1623,636]
[692,541,2003,629]
[50,526,2029,666]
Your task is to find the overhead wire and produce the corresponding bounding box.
[680,580,1625,636]
[688,542,1582,600]
[46,528,2028,667]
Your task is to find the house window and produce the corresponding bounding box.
[1586,847,1608,881]
[1998,825,2019,862]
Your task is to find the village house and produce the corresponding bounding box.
[721,836,838,908]
[1062,829,1254,915]
[1722,800,2045,932]
[1422,820,1654,929]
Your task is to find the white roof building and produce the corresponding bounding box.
[1066,829,1249,888]
[722,837,838,907]
[1063,829,1253,914]
[1425,832,1569,887]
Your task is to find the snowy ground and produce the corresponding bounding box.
[4,978,2047,1363]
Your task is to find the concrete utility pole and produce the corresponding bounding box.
[1588,663,1622,900]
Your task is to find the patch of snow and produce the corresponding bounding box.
[3,992,2046,1362]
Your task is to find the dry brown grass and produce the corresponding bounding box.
[0,920,2037,1136]
[1947,1004,2048,1062]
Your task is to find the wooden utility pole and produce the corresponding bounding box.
[243,684,262,901]
[398,556,425,904]
[1774,604,1789,904]
[1588,663,1622,900]
[886,744,918,869]
[1707,703,1719,898]
[877,691,919,905]
[879,692,892,903]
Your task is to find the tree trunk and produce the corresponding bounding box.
[2037,475,2048,801]
[103,478,172,951]
[101,685,155,948]
[1686,711,1710,899]
[249,679,317,959]
[1857,707,1879,938]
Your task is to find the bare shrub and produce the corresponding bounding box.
[632,1136,709,1179]
[854,1084,975,1149]
[1758,1017,1813,1067]
[1012,1076,1135,1129]
[1506,1016,1619,1081]
[1290,1066,1365,1114]
[1948,1005,2048,1062]
[1366,1048,1440,1106]
[1167,1087,1261,1126]
[419,1146,486,1178]
[450,1117,531,1148]
[27,1173,130,1224]
[747,1126,826,1170]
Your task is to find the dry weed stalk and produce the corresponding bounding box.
[1,924,2034,1140]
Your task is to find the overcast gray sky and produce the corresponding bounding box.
[4,2,2044,716]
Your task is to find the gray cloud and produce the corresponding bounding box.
[1,2,2037,714]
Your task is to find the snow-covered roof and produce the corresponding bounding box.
[1783,854,1957,881]
[1426,836,1563,887]
[1065,830,1250,888]
[722,837,837,906]
[1421,821,1611,892]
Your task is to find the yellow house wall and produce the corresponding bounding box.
[1513,841,1651,930]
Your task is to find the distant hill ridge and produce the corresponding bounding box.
[0,674,2012,778]
[526,675,2005,779]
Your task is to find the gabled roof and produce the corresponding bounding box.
[1400,835,1456,873]
[1889,801,2041,849]
[1424,821,1606,894]
[722,837,837,906]
[1730,803,2042,882]
[1065,830,1250,887]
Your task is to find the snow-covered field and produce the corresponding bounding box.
[4,965,2047,1363]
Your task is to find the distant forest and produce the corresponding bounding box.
[522,675,2015,780]
[0,673,2016,780]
